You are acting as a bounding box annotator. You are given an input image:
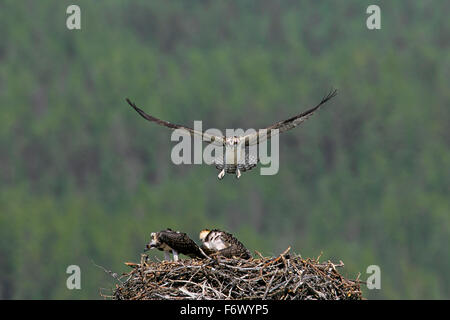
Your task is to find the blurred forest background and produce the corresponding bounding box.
[0,0,449,299]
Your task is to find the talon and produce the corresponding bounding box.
[236,169,241,179]
[218,169,225,180]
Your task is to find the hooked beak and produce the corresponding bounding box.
[144,236,157,252]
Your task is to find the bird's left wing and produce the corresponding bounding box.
[126,98,225,146]
[159,231,202,256]
[240,89,337,146]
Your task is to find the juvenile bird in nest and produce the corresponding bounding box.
[144,228,203,261]
[199,228,252,259]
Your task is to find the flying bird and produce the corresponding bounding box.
[145,228,203,261]
[126,89,337,179]
[199,229,252,259]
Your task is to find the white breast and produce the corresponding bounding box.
[205,232,228,250]
[210,238,227,250]
[224,146,245,165]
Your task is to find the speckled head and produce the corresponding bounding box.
[199,229,211,242]
[145,232,160,251]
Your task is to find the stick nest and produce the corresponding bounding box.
[108,248,363,300]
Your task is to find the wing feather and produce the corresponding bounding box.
[241,89,337,146]
[205,229,251,259]
[217,245,251,259]
[159,231,203,258]
[126,98,225,146]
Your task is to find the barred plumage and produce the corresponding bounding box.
[199,229,252,259]
[214,146,259,174]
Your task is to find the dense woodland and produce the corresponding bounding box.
[0,0,449,299]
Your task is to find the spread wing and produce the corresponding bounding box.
[240,89,337,146]
[159,231,203,258]
[126,98,225,146]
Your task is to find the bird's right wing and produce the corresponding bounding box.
[126,98,225,146]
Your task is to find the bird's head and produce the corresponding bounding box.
[199,229,211,243]
[225,136,240,147]
[144,232,160,251]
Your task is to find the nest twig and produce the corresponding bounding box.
[106,248,363,300]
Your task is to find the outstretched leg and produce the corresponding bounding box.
[218,169,225,180]
[236,169,241,179]
[172,250,179,262]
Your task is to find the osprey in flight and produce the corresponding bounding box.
[126,89,337,179]
[144,228,203,261]
[199,229,252,259]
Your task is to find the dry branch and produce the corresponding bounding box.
[107,249,363,300]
